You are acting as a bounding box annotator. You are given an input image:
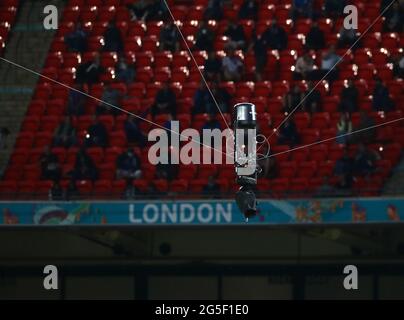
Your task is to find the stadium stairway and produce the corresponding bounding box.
[0,0,65,174]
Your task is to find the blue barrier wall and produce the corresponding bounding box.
[1,198,403,225]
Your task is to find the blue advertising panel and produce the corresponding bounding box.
[0,198,403,226]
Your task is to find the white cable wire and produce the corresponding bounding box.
[259,116,404,160]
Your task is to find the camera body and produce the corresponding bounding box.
[233,103,258,220]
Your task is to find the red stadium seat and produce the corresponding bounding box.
[36,181,53,198]
[294,113,310,129]
[270,178,290,197]
[289,178,310,197]
[381,33,399,49]
[279,161,297,178]
[198,164,217,178]
[97,6,116,22]
[109,131,127,148]
[170,179,189,194]
[311,112,330,129]
[301,128,320,144]
[128,82,146,98]
[297,161,317,178]
[76,180,93,195]
[136,67,154,83]
[41,115,60,132]
[18,181,37,196]
[152,179,168,193]
[94,180,112,196]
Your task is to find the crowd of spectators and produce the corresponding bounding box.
[43,0,404,199]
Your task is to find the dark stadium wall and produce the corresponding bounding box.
[2,268,404,300]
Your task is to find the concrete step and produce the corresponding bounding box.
[0,119,23,127]
[0,88,33,100]
[0,109,27,118]
[0,0,66,176]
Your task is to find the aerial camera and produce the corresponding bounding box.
[233,103,259,221]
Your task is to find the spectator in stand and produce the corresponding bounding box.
[204,0,224,20]
[127,0,166,22]
[318,44,340,81]
[151,82,177,118]
[204,51,222,81]
[202,113,221,131]
[0,127,10,149]
[381,0,401,16]
[97,82,122,116]
[194,20,215,52]
[85,117,109,148]
[115,55,136,84]
[283,85,304,114]
[67,84,86,116]
[142,184,163,198]
[294,51,315,80]
[334,149,354,190]
[209,82,231,113]
[262,19,288,50]
[49,181,63,201]
[324,0,346,17]
[315,176,335,197]
[290,0,313,20]
[72,148,98,181]
[156,162,178,181]
[303,81,322,113]
[64,178,79,200]
[338,79,359,113]
[64,22,88,53]
[159,21,180,52]
[116,148,142,180]
[53,117,76,148]
[251,33,268,81]
[337,26,359,48]
[124,115,147,147]
[76,53,105,86]
[222,44,244,81]
[193,82,210,114]
[278,118,300,147]
[372,78,395,112]
[103,20,123,52]
[40,146,61,182]
[336,112,353,145]
[393,51,404,78]
[305,21,325,50]
[203,176,220,198]
[127,0,150,21]
[354,111,376,144]
[193,81,231,114]
[383,1,404,32]
[147,0,168,20]
[224,20,247,50]
[123,183,142,199]
[238,0,258,20]
[354,144,381,177]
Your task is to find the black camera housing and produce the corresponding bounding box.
[233,103,258,220]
